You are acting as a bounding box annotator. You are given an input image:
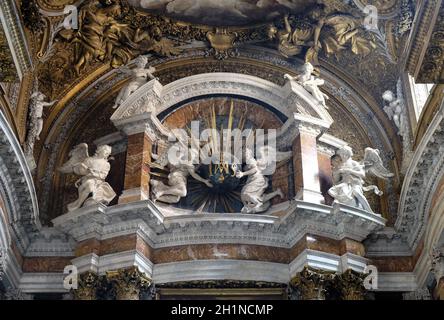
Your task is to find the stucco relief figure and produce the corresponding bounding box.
[150,133,212,204]
[285,62,329,107]
[59,1,180,74]
[58,143,116,212]
[267,14,313,58]
[233,146,291,214]
[305,5,376,64]
[113,56,156,109]
[24,91,57,156]
[328,146,393,213]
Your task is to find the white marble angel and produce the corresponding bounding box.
[113,55,157,109]
[232,146,291,214]
[328,146,394,213]
[24,91,57,155]
[150,132,213,204]
[284,62,329,108]
[58,143,116,212]
[382,90,402,130]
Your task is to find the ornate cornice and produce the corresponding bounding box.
[0,109,40,253]
[404,0,442,81]
[51,200,385,250]
[416,3,444,83]
[0,0,33,80]
[369,99,444,255]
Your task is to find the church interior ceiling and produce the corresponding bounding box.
[2,0,444,302]
[9,0,414,224]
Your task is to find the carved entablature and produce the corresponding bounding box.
[404,0,444,83]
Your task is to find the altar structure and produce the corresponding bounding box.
[0,0,444,300]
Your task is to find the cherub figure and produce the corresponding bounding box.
[233,146,291,214]
[24,91,57,156]
[328,146,393,213]
[113,56,156,109]
[382,89,403,132]
[58,143,116,211]
[285,62,329,108]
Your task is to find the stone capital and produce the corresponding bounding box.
[106,266,152,300]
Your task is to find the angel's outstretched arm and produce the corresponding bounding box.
[188,168,212,187]
[237,167,257,178]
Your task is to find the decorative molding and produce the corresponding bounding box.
[0,0,33,80]
[51,200,385,250]
[0,109,40,254]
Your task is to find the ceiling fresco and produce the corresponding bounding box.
[128,0,317,26]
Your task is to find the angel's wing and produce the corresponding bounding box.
[58,143,89,174]
[256,146,292,175]
[363,147,394,179]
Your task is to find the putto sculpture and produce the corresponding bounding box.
[113,56,157,109]
[285,62,329,108]
[24,91,57,156]
[58,143,116,212]
[233,146,291,214]
[328,146,393,213]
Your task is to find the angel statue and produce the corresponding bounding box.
[24,91,57,156]
[150,133,213,204]
[285,62,329,108]
[58,143,116,212]
[328,146,394,213]
[113,56,156,109]
[232,147,292,214]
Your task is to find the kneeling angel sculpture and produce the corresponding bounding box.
[328,146,393,213]
[58,143,116,211]
[150,132,213,204]
[233,146,291,214]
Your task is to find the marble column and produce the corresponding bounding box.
[292,124,325,203]
[119,132,152,203]
[110,79,164,204]
[106,266,152,300]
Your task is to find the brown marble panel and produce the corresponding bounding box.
[318,152,334,205]
[99,234,138,256]
[153,244,290,264]
[22,257,74,272]
[123,133,152,195]
[370,256,414,272]
[75,238,101,257]
[292,132,322,199]
[289,235,365,261]
[271,162,290,205]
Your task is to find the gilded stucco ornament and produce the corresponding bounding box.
[58,143,116,211]
[328,146,393,213]
[57,0,181,74]
[267,4,376,64]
